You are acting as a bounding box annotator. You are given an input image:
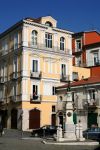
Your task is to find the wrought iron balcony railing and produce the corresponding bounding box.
[60,74,70,82]
[83,99,98,109]
[29,42,71,55]
[30,94,41,103]
[72,48,82,54]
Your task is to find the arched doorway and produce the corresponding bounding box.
[29,109,40,129]
[11,109,17,129]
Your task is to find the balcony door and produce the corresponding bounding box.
[61,64,66,76]
[93,52,99,65]
[32,60,38,72]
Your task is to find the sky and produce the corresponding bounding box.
[0,0,100,33]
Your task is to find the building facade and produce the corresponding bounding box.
[0,16,73,131]
[72,31,100,68]
[56,76,100,130]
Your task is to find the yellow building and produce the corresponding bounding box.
[72,66,90,81]
[0,16,73,131]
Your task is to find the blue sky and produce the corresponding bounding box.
[0,0,100,33]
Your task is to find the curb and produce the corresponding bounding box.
[42,140,99,146]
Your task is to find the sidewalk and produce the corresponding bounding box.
[3,128,31,138]
[42,138,99,146]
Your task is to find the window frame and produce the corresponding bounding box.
[45,32,52,48]
[31,30,38,46]
[60,37,65,50]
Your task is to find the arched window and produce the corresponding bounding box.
[31,30,38,46]
[45,21,52,27]
[60,37,65,50]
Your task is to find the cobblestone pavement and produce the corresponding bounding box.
[0,129,99,150]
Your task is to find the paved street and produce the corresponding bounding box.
[0,135,99,150]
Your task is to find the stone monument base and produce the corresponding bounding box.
[64,123,76,141]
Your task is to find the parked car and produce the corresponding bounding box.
[31,125,57,137]
[83,127,100,141]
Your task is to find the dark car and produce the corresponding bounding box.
[83,127,100,141]
[31,125,57,137]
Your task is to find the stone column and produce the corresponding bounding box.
[64,92,76,140]
[22,26,28,47]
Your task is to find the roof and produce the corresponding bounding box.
[56,76,100,89]
[83,42,100,49]
[0,16,73,38]
[72,30,100,38]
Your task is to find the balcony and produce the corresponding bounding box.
[72,48,82,55]
[83,99,97,110]
[10,72,17,81]
[86,60,100,67]
[60,74,70,82]
[28,42,71,55]
[73,62,87,68]
[30,71,41,79]
[0,76,4,85]
[30,94,41,103]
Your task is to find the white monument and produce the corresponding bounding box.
[64,92,76,140]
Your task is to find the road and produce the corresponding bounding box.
[0,136,99,150]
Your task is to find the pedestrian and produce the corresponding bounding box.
[0,121,3,137]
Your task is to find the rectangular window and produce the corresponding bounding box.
[61,64,66,76]
[2,39,8,55]
[52,86,56,95]
[45,33,52,48]
[93,52,99,65]
[13,84,17,96]
[10,35,14,49]
[72,92,75,102]
[88,90,95,100]
[76,39,82,51]
[14,33,18,49]
[13,57,17,77]
[52,106,56,112]
[33,85,38,95]
[76,56,81,66]
[32,60,38,72]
